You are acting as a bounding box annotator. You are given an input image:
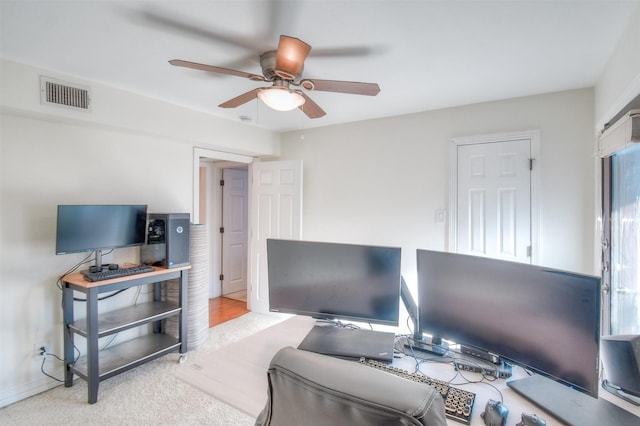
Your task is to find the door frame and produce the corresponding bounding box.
[193,147,253,223]
[193,148,253,298]
[448,130,541,264]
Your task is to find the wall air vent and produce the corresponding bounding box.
[40,76,91,111]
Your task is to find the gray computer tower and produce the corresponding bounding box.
[141,213,190,268]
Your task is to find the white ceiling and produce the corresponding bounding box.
[1,1,638,132]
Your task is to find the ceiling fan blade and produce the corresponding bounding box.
[310,46,381,58]
[298,92,326,119]
[169,60,266,81]
[301,79,380,96]
[219,88,260,108]
[134,9,261,52]
[274,35,311,80]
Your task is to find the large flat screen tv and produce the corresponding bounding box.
[416,249,601,398]
[56,204,148,268]
[267,239,402,326]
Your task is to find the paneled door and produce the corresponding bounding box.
[453,133,536,263]
[221,168,248,295]
[248,160,303,313]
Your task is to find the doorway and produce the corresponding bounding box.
[198,160,249,301]
[193,148,253,326]
[199,160,250,327]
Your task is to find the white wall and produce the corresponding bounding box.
[0,42,622,406]
[0,60,278,407]
[279,88,596,289]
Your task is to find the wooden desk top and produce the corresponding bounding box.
[62,265,191,288]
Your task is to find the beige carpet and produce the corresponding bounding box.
[175,315,315,417]
[0,312,285,425]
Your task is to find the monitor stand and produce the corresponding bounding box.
[507,374,640,426]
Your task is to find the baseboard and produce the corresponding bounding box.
[0,377,59,408]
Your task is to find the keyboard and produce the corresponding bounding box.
[82,264,154,282]
[359,358,476,425]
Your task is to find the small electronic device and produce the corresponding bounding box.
[453,358,512,379]
[140,213,190,268]
[481,399,508,426]
[516,412,546,426]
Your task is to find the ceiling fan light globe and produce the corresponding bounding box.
[258,87,305,111]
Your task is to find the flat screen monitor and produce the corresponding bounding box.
[267,239,402,326]
[417,249,601,398]
[56,205,148,267]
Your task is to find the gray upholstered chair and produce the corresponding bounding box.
[256,346,447,426]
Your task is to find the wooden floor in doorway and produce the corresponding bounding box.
[209,296,249,327]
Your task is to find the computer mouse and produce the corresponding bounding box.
[108,263,119,270]
[516,412,546,426]
[481,399,508,426]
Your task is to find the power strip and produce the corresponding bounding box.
[460,345,500,364]
[454,359,512,379]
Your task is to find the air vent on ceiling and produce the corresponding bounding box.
[40,76,91,111]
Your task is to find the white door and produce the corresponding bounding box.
[221,168,248,295]
[248,160,303,313]
[454,136,533,263]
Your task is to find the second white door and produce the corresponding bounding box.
[221,168,248,295]
[455,137,533,263]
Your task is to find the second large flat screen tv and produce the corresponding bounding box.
[267,239,402,326]
[417,249,601,397]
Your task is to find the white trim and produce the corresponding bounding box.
[448,130,541,264]
[192,147,253,224]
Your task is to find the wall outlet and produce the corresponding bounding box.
[35,344,48,357]
[435,208,447,225]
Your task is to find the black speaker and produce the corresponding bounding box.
[601,334,640,397]
[141,213,190,268]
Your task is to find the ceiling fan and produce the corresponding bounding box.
[169,35,381,119]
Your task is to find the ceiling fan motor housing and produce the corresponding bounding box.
[260,50,303,83]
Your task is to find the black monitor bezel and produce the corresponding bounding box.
[416,249,601,398]
[55,204,148,255]
[267,238,403,327]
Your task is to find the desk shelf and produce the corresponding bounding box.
[71,334,181,381]
[69,301,181,338]
[62,266,190,404]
